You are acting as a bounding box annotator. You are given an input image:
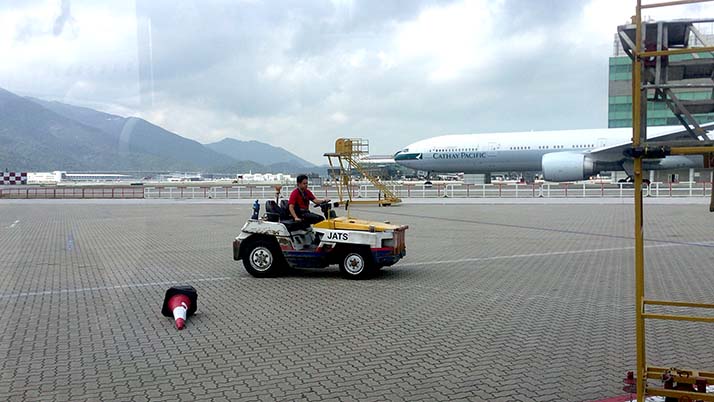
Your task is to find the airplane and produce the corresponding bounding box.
[393,124,713,182]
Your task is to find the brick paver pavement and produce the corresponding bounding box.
[0,201,712,401]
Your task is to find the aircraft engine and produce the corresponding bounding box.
[541,152,596,182]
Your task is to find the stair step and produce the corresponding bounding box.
[668,59,714,80]
[673,99,714,114]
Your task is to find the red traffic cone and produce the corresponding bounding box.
[161,285,198,330]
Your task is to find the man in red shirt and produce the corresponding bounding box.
[288,174,330,225]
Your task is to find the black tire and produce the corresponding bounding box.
[339,248,376,279]
[241,238,284,277]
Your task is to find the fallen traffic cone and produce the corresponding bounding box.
[161,285,198,330]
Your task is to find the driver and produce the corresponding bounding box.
[288,174,330,225]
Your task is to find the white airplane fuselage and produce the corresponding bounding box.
[394,126,703,181]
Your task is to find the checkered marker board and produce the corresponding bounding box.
[1,172,27,185]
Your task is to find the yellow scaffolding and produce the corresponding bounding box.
[324,138,401,206]
[625,1,714,400]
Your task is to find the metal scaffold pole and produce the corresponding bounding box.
[621,1,714,401]
[632,3,646,401]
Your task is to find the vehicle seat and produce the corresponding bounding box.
[279,200,291,220]
[264,200,281,222]
[266,199,309,231]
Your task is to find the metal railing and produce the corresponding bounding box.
[1,182,711,199]
[0,186,144,199]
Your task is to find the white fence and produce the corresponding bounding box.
[2,182,711,200]
[141,182,713,200]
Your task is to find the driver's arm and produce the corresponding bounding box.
[312,197,330,205]
[288,203,301,221]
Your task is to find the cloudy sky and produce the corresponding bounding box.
[2,0,713,164]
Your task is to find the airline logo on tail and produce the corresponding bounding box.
[394,153,422,161]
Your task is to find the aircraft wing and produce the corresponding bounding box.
[588,122,714,160]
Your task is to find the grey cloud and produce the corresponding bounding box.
[140,0,605,158]
[498,0,591,28]
[53,0,73,36]
[286,0,457,56]
[0,0,37,10]
[10,0,74,41]
[14,19,44,42]
[4,1,655,164]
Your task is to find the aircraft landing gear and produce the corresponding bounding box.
[423,171,432,187]
[618,176,651,186]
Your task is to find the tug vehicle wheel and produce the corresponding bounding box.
[242,238,284,277]
[339,248,376,280]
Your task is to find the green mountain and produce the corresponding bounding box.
[29,97,236,170]
[0,88,175,171]
[0,87,321,173]
[206,138,315,168]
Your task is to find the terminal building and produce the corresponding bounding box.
[26,171,134,184]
